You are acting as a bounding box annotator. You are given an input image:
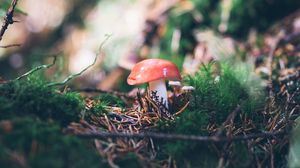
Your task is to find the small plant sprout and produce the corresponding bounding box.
[127,59,181,108]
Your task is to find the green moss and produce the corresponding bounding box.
[115,152,141,167]
[83,98,107,122]
[83,93,127,121]
[96,93,126,108]
[89,100,107,114]
[0,117,107,168]
[158,62,265,167]
[0,75,147,167]
[0,75,84,126]
[180,63,264,126]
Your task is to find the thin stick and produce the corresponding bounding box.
[214,105,241,137]
[0,0,19,42]
[46,34,111,87]
[76,130,286,142]
[9,56,57,82]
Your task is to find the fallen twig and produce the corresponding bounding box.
[8,56,57,82]
[76,130,286,142]
[214,105,241,137]
[47,34,111,87]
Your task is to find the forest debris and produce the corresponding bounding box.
[66,89,191,166]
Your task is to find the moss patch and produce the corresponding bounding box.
[157,62,265,167]
[0,75,84,126]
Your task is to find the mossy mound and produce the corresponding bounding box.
[0,75,105,167]
[0,75,137,168]
[0,118,106,168]
[0,75,84,126]
[157,62,265,167]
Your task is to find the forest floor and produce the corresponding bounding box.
[0,1,300,168]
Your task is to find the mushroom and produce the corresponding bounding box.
[168,81,182,96]
[181,86,195,92]
[127,59,181,108]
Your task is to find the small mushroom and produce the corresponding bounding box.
[127,59,181,108]
[168,81,182,87]
[181,86,195,92]
[168,81,182,95]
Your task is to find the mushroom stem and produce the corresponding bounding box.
[149,79,168,108]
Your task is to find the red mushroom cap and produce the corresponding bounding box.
[127,59,181,85]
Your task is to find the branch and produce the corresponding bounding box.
[75,130,286,142]
[46,34,111,87]
[9,56,57,82]
[0,0,19,42]
[214,105,241,137]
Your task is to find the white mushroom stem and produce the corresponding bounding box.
[149,79,168,108]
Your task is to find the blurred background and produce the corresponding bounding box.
[0,0,299,91]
